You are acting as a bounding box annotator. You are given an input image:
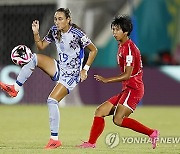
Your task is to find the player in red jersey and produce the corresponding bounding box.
[77,15,159,149]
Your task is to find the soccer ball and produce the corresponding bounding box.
[11,45,33,66]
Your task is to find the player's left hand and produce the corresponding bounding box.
[80,70,88,82]
[94,75,108,83]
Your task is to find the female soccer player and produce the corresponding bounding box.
[0,8,97,149]
[77,15,159,149]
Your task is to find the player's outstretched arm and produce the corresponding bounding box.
[94,66,133,83]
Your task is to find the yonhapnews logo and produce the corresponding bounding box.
[105,132,180,148]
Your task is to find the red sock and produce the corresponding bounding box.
[88,117,105,144]
[121,117,154,136]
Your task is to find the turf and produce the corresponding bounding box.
[0,105,179,154]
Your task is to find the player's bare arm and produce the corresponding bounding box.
[80,43,98,82]
[32,20,49,50]
[94,66,133,83]
[85,43,98,67]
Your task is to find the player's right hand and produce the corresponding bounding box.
[80,70,88,82]
[94,75,108,83]
[32,20,39,34]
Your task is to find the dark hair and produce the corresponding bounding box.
[56,8,83,40]
[111,15,133,36]
[56,8,71,19]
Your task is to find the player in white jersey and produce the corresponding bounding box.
[44,24,93,92]
[0,8,98,149]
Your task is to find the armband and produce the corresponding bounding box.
[83,65,90,71]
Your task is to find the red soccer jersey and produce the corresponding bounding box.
[117,39,144,90]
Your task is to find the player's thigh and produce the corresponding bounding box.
[49,83,68,102]
[95,101,115,117]
[36,54,56,77]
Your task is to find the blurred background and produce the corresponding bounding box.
[0,0,180,106]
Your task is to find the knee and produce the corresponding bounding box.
[47,97,59,105]
[113,116,123,127]
[95,107,104,117]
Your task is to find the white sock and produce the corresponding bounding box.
[16,54,37,85]
[14,83,20,92]
[47,98,60,141]
[50,136,58,140]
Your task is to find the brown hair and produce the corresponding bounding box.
[56,8,83,40]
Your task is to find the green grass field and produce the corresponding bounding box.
[0,105,180,154]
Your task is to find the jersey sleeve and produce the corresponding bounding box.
[124,44,135,67]
[43,26,56,43]
[80,32,91,48]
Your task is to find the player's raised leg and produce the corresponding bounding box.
[44,83,68,149]
[0,54,56,97]
[0,53,38,97]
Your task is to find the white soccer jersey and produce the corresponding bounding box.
[44,25,91,92]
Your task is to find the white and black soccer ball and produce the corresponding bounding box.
[11,45,32,66]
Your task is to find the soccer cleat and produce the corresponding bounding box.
[44,138,62,149]
[76,141,96,148]
[0,82,18,97]
[149,129,160,149]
